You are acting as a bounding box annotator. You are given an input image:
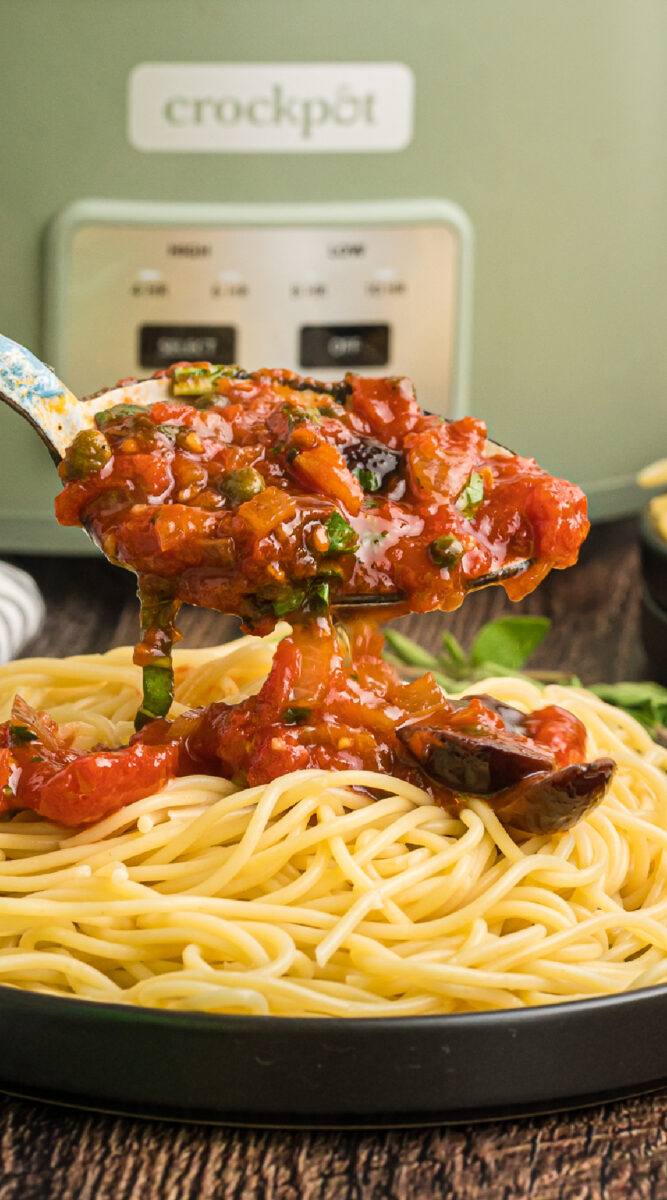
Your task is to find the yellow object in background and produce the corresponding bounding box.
[638,459,667,543]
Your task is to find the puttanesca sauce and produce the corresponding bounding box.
[0,365,613,832]
[55,365,589,631]
[0,619,613,833]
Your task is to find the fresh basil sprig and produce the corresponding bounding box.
[384,616,558,693]
[588,681,667,744]
[384,616,667,746]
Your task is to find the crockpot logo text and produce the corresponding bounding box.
[129,63,414,153]
[163,86,377,141]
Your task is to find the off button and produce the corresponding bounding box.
[299,324,390,370]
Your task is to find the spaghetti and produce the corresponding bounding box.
[0,635,665,1016]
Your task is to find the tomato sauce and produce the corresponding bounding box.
[0,364,612,832]
[55,365,589,632]
[0,621,609,833]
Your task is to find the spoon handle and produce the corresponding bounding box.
[0,333,85,461]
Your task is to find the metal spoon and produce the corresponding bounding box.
[0,332,532,603]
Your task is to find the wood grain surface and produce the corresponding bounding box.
[1,517,662,1200]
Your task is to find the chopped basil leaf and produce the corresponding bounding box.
[95,404,146,428]
[456,471,485,519]
[272,587,306,617]
[352,467,381,492]
[325,511,359,554]
[309,580,330,612]
[172,364,246,396]
[156,424,185,443]
[135,664,174,730]
[11,725,38,744]
[283,706,311,725]
[284,405,322,430]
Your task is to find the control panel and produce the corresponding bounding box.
[46,200,473,416]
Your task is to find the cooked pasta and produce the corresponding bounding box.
[0,634,666,1016]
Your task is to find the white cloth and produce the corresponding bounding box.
[0,563,45,665]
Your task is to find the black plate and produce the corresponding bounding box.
[3,983,667,1127]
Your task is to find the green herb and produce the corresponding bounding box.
[589,681,667,744]
[309,580,330,612]
[172,364,246,396]
[469,616,551,671]
[272,586,306,617]
[381,630,439,670]
[457,471,485,519]
[384,617,667,747]
[363,497,382,509]
[95,404,146,428]
[29,756,44,763]
[10,725,38,744]
[135,665,174,730]
[325,512,359,554]
[352,467,381,492]
[283,706,311,725]
[156,423,186,443]
[384,615,558,693]
[284,405,322,430]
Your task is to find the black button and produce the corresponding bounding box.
[299,324,390,369]
[139,325,236,369]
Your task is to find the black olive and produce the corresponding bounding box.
[341,437,403,492]
[397,723,554,795]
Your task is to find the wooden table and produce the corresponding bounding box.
[2,516,663,1200]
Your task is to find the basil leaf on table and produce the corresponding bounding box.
[469,616,551,671]
[384,615,553,689]
[590,681,667,744]
[384,615,667,748]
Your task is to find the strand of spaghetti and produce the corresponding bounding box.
[315,809,487,966]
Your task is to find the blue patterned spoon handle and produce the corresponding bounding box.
[0,333,172,461]
[0,333,87,460]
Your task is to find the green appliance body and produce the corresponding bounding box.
[1,0,665,552]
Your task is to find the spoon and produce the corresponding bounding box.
[0,333,532,607]
[0,332,171,463]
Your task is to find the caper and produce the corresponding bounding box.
[429,534,464,569]
[220,467,266,506]
[62,429,112,480]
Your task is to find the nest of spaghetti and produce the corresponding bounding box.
[0,636,663,1017]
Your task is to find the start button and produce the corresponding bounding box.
[299,324,390,369]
